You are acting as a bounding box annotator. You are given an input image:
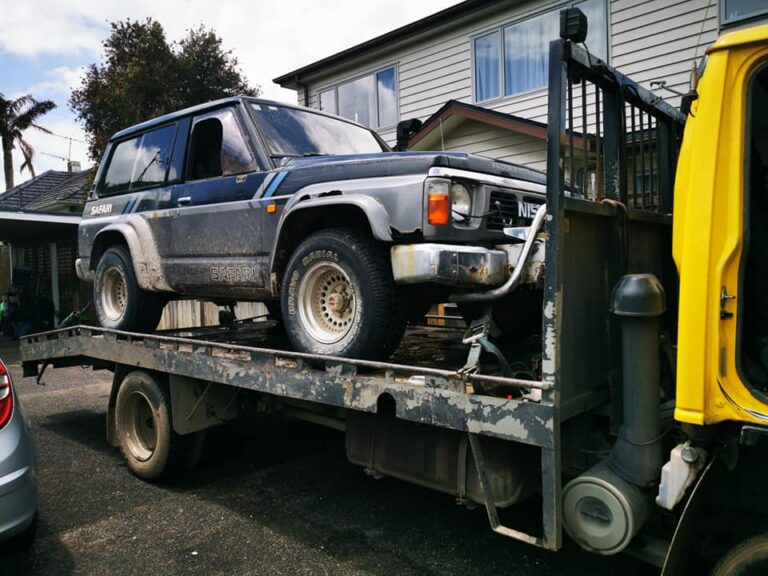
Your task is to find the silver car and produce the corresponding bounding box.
[0,358,37,544]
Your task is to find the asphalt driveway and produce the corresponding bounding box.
[0,338,655,576]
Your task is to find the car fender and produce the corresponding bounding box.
[269,193,393,282]
[92,216,172,292]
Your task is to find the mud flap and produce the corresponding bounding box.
[661,454,720,576]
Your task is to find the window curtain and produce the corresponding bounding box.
[504,11,558,96]
[475,31,500,101]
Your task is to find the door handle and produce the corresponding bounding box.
[177,196,192,206]
[720,286,736,319]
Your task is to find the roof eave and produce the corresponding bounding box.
[273,0,508,87]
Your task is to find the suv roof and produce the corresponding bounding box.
[110,96,370,142]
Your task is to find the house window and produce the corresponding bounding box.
[319,90,337,115]
[475,31,501,101]
[319,66,397,129]
[720,0,768,27]
[474,0,608,102]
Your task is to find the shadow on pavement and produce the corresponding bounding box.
[39,409,116,459]
[2,516,76,576]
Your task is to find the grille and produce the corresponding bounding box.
[486,192,543,231]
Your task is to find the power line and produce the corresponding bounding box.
[46,131,87,145]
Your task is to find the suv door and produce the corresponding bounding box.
[154,105,271,297]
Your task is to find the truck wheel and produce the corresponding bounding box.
[712,533,768,576]
[94,246,164,332]
[281,228,407,360]
[115,371,203,480]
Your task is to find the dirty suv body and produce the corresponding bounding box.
[77,97,546,360]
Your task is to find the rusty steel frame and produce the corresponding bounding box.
[20,326,556,449]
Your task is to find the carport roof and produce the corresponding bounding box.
[0,211,80,242]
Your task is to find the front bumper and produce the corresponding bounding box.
[75,258,94,282]
[391,244,508,288]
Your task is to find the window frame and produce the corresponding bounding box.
[720,0,768,28]
[184,104,260,183]
[471,0,609,104]
[98,122,179,197]
[317,64,399,130]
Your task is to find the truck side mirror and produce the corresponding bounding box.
[394,118,423,152]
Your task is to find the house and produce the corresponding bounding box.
[274,0,768,169]
[0,168,91,331]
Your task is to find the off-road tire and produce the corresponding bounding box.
[280,228,407,360]
[94,246,164,332]
[115,371,203,481]
[712,533,768,576]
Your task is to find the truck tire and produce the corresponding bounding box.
[94,246,164,333]
[281,228,407,360]
[115,371,203,481]
[712,533,768,576]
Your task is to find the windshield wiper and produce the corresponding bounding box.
[271,152,330,159]
[134,151,163,183]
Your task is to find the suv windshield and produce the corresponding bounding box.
[249,103,388,159]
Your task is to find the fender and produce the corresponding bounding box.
[91,215,172,292]
[269,193,394,282]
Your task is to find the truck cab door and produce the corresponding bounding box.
[153,105,270,296]
[676,41,768,426]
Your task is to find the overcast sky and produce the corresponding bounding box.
[0,0,463,192]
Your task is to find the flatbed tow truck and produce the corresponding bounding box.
[18,14,768,575]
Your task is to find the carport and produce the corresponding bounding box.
[0,211,81,327]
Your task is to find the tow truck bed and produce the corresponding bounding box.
[19,322,553,448]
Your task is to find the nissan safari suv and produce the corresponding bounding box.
[77,97,546,360]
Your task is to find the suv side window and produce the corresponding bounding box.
[188,108,257,181]
[102,124,177,195]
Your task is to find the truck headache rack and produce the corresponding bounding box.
[538,37,686,551]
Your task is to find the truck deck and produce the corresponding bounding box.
[19,321,553,449]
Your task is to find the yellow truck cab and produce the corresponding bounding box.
[674,25,768,427]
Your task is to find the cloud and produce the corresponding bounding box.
[0,0,462,98]
[16,66,87,99]
[0,0,109,56]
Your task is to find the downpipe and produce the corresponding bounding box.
[449,203,548,303]
[563,274,666,555]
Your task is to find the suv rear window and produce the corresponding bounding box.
[102,124,177,195]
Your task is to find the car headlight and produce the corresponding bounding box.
[451,182,471,222]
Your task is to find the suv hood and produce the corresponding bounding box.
[273,152,546,195]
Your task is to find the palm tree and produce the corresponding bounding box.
[0,93,57,190]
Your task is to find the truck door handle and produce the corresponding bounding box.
[177,196,192,206]
[720,286,736,319]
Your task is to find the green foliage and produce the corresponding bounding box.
[70,19,260,161]
[0,93,57,190]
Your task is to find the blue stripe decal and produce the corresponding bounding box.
[123,197,137,214]
[263,172,287,198]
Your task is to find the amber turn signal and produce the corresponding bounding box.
[267,204,277,214]
[428,193,450,225]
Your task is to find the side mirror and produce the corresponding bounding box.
[394,118,423,152]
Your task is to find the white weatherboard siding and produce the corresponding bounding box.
[415,119,549,171]
[298,0,721,166]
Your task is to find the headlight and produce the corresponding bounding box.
[451,182,471,222]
